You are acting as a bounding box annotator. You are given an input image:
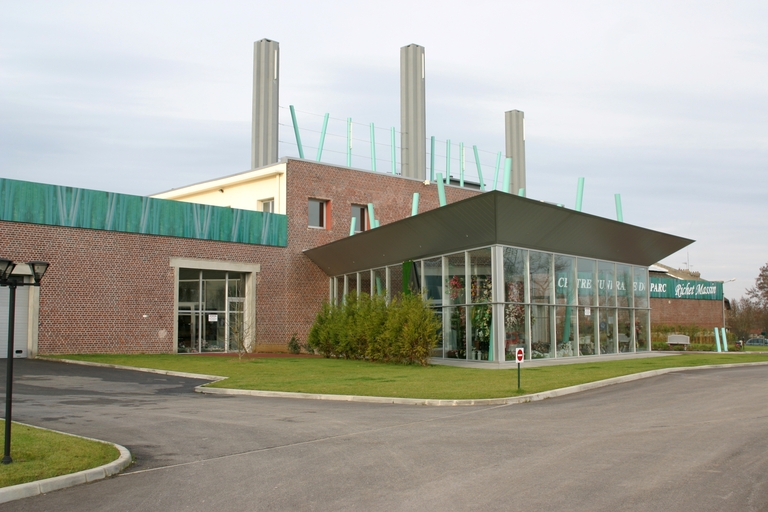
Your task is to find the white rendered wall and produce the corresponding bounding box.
[152,162,287,214]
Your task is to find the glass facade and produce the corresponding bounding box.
[329,245,651,362]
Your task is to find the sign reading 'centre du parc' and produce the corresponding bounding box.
[648,278,722,301]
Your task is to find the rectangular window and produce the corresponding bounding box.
[260,199,274,213]
[351,205,368,232]
[308,199,327,228]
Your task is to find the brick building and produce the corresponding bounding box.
[0,157,696,361]
[649,263,726,330]
[0,158,477,356]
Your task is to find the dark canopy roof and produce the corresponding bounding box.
[304,191,693,276]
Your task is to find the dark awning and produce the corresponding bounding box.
[303,191,694,276]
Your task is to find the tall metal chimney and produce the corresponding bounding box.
[400,44,426,180]
[505,110,526,193]
[251,39,280,169]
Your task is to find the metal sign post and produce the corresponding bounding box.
[515,347,524,390]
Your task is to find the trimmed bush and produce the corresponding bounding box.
[307,292,439,366]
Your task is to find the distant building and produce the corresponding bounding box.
[649,263,726,329]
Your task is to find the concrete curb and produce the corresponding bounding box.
[0,423,132,504]
[195,361,768,406]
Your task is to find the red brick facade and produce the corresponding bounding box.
[0,159,480,354]
[650,297,724,329]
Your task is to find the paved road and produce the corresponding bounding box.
[2,359,768,511]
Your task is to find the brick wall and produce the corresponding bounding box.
[650,297,724,329]
[0,160,481,354]
[0,220,287,354]
[278,159,481,349]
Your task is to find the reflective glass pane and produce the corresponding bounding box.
[618,309,632,352]
[309,199,324,227]
[470,304,493,361]
[204,279,226,312]
[227,272,245,298]
[179,268,200,280]
[555,255,576,305]
[202,311,225,352]
[430,308,444,357]
[373,268,386,297]
[359,271,371,296]
[598,261,616,307]
[446,253,466,305]
[578,307,595,355]
[469,248,492,304]
[503,247,526,303]
[505,304,528,361]
[635,309,650,351]
[577,258,596,306]
[616,264,632,307]
[346,273,357,296]
[177,306,197,353]
[531,304,552,358]
[599,308,616,354]
[335,276,344,305]
[178,280,199,303]
[202,269,227,280]
[444,306,466,358]
[422,258,443,305]
[227,301,245,352]
[634,267,649,308]
[529,251,552,304]
[556,306,577,357]
[389,265,403,301]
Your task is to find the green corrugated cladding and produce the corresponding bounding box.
[0,178,287,247]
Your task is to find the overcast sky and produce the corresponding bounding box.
[1,0,766,299]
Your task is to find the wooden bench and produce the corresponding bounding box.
[667,334,690,345]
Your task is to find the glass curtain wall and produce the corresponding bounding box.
[329,246,651,362]
[468,249,493,361]
[529,251,553,359]
[555,255,577,357]
[503,247,527,361]
[445,252,466,359]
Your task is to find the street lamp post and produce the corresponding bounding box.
[1,259,49,465]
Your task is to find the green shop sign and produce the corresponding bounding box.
[649,278,722,300]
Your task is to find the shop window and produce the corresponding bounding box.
[309,199,328,228]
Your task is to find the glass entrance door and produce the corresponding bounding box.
[177,269,247,353]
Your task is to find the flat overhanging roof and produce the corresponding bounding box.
[304,191,694,276]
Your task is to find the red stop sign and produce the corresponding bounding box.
[515,347,524,363]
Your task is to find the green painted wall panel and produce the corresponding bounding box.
[649,277,722,300]
[0,178,287,247]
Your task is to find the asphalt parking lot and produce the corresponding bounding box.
[2,359,768,511]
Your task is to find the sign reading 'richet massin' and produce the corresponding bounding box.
[648,278,722,301]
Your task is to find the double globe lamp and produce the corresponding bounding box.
[0,258,49,464]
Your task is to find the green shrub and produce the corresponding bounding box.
[309,292,439,365]
[307,301,338,357]
[287,334,301,354]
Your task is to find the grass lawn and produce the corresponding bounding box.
[50,353,768,400]
[744,346,768,352]
[0,421,120,488]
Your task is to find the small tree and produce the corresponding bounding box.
[228,318,255,360]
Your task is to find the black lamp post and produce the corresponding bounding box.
[1,258,49,464]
